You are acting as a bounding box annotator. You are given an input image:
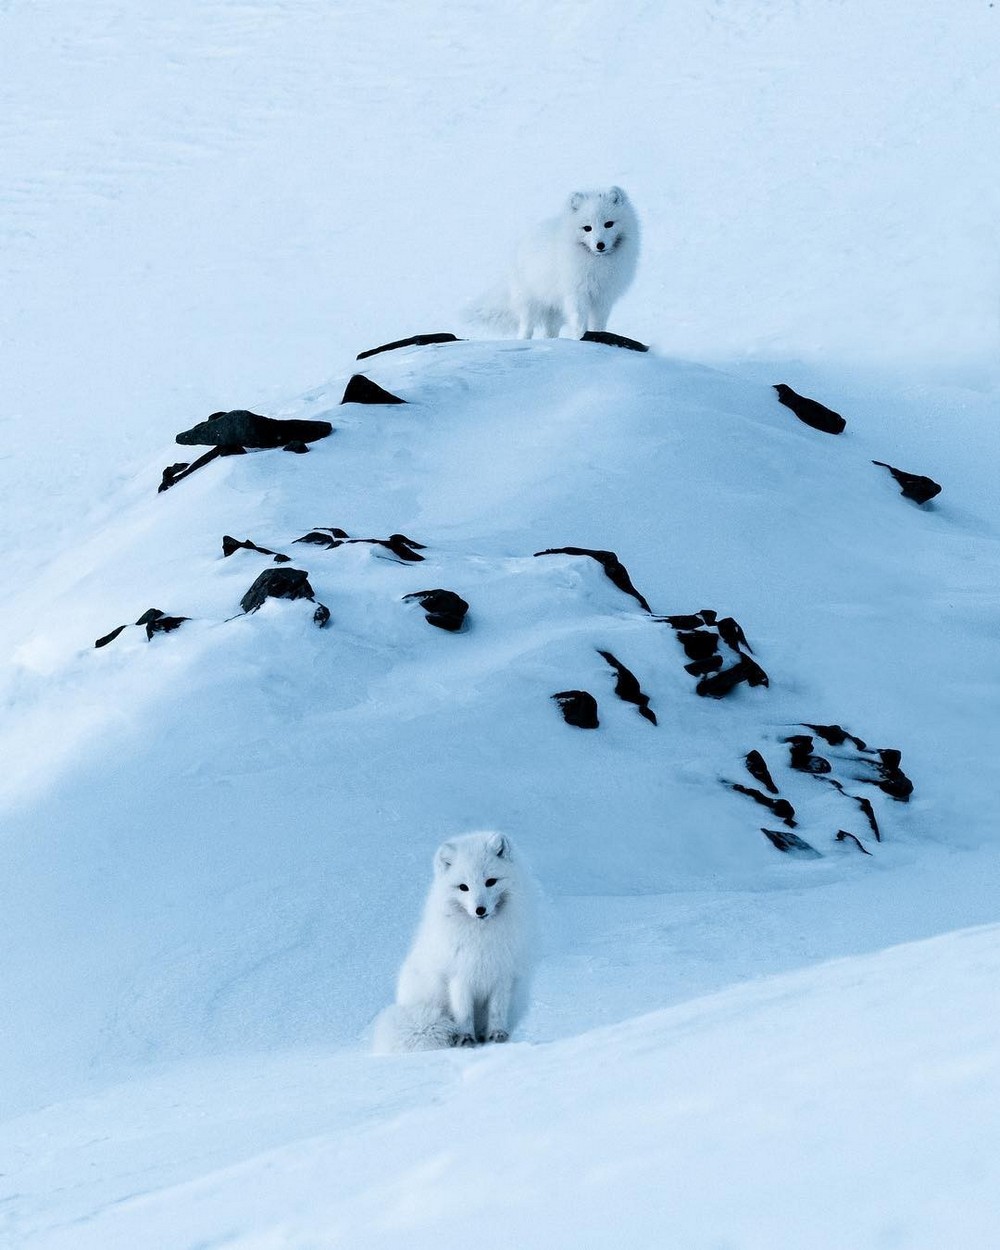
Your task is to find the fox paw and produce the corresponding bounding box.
[487,1029,509,1044]
[454,1032,477,1048]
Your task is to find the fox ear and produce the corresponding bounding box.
[435,842,455,873]
[608,186,624,206]
[488,832,510,859]
[569,191,585,212]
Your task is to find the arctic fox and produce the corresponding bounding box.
[373,831,538,1053]
[470,186,639,339]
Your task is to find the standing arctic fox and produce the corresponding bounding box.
[373,831,538,1052]
[470,186,639,339]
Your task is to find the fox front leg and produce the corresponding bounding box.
[484,979,513,1044]
[448,978,477,1047]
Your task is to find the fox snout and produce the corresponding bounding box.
[596,240,605,251]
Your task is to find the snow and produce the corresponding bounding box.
[2,1,999,1246]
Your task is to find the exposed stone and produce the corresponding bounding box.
[744,749,778,794]
[294,529,426,562]
[804,723,868,751]
[553,690,600,729]
[695,656,769,698]
[158,445,246,493]
[403,589,469,632]
[596,650,657,724]
[785,734,832,774]
[872,460,942,505]
[94,624,127,649]
[357,332,461,360]
[580,330,649,352]
[836,830,873,856]
[222,535,291,563]
[535,547,652,612]
[761,827,822,857]
[340,375,407,405]
[176,410,332,448]
[773,384,846,435]
[677,630,719,662]
[732,783,796,826]
[240,567,316,614]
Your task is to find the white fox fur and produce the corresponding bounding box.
[469,186,639,339]
[373,831,539,1053]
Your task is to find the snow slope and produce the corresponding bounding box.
[2,1,1000,1245]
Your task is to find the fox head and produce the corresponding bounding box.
[567,186,631,255]
[434,830,513,919]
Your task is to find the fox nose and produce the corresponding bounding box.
[596,240,605,251]
[475,906,487,917]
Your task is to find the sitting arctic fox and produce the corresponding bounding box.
[470,186,640,339]
[373,831,539,1052]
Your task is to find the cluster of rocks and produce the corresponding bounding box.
[95,607,189,649]
[726,723,913,858]
[662,609,769,698]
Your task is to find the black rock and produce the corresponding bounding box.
[240,567,316,614]
[695,656,769,698]
[144,613,187,640]
[596,650,657,724]
[553,690,600,729]
[854,795,881,841]
[534,547,652,613]
[732,784,797,827]
[293,530,425,562]
[872,461,942,505]
[176,410,333,449]
[677,630,719,662]
[744,749,778,794]
[357,333,461,360]
[786,734,832,774]
[222,535,290,563]
[158,445,246,493]
[716,616,753,654]
[661,613,707,631]
[803,723,868,751]
[295,528,350,548]
[580,330,649,352]
[684,655,724,677]
[340,375,407,405]
[773,384,846,435]
[873,748,914,802]
[283,440,310,454]
[313,603,331,627]
[94,624,127,649]
[836,830,873,856]
[403,589,469,632]
[761,827,822,857]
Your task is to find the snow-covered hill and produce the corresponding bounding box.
[3,1,1000,1245]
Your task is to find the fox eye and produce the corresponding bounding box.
[604,220,614,228]
[582,225,592,232]
[458,883,469,891]
[485,878,497,888]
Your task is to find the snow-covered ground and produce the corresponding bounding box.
[2,2,999,1246]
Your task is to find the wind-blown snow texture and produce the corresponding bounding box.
[2,2,999,1247]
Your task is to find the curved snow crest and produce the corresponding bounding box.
[14,924,1000,1250]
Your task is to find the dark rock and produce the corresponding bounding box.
[836,830,873,856]
[773,384,846,435]
[677,630,719,662]
[695,656,769,698]
[732,784,796,826]
[744,750,779,794]
[580,330,649,353]
[240,567,316,614]
[786,734,832,774]
[716,616,753,654]
[158,445,246,493]
[553,690,600,729]
[534,547,652,613]
[403,589,469,632]
[222,535,291,563]
[176,410,332,449]
[684,655,724,677]
[295,528,350,548]
[94,624,127,649]
[761,827,822,858]
[873,748,914,802]
[134,608,166,627]
[357,332,461,360]
[804,723,868,751]
[283,440,310,454]
[144,614,187,640]
[661,613,707,631]
[340,375,407,405]
[872,461,942,505]
[294,529,426,562]
[854,795,881,841]
[313,603,331,627]
[596,650,657,724]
